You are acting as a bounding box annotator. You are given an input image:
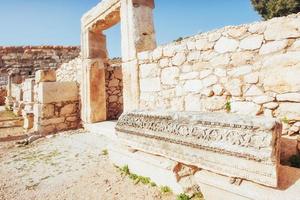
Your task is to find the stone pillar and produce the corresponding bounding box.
[120,0,156,111]
[81,28,108,124]
[5,74,13,108]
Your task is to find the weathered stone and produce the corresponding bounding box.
[152,47,163,60]
[276,93,300,102]
[109,95,118,103]
[263,102,279,110]
[201,88,214,97]
[161,67,179,85]
[116,111,281,187]
[172,53,186,66]
[275,103,300,120]
[185,95,202,111]
[202,75,218,87]
[109,79,119,87]
[199,69,212,79]
[202,96,226,111]
[212,84,224,96]
[210,54,230,67]
[140,78,161,92]
[225,26,247,38]
[214,68,226,77]
[179,72,199,80]
[60,103,76,115]
[159,58,169,68]
[259,40,288,55]
[230,51,255,66]
[244,85,264,97]
[252,95,274,104]
[41,117,65,126]
[140,63,159,78]
[231,101,261,115]
[264,19,300,40]
[228,65,252,77]
[240,34,264,50]
[37,82,78,104]
[264,109,274,118]
[41,104,55,118]
[225,79,242,96]
[208,32,221,42]
[187,51,200,61]
[195,38,213,50]
[244,73,259,84]
[184,80,203,92]
[214,37,239,53]
[35,69,56,83]
[137,51,150,60]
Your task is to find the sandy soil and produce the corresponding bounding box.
[0,130,176,200]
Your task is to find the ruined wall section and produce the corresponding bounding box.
[137,13,300,136]
[56,57,83,83]
[105,62,123,120]
[0,46,80,85]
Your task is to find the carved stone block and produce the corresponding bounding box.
[115,111,281,187]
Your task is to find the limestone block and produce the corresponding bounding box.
[199,69,212,79]
[214,68,226,77]
[248,22,266,34]
[262,52,300,93]
[152,47,163,60]
[159,58,169,68]
[184,80,203,92]
[264,19,300,40]
[195,38,213,50]
[230,51,255,66]
[172,52,186,66]
[202,96,226,111]
[37,82,78,104]
[276,93,300,102]
[140,78,161,92]
[60,103,76,116]
[187,51,200,61]
[109,79,119,87]
[209,54,230,67]
[244,73,259,84]
[259,40,288,55]
[290,39,300,50]
[244,85,264,97]
[113,68,122,79]
[225,79,242,97]
[239,34,264,50]
[263,102,279,110]
[202,75,218,88]
[116,111,281,187]
[208,32,221,42]
[264,109,274,118]
[137,51,150,60]
[225,26,247,38]
[231,101,261,115]
[140,63,159,78]
[41,117,65,126]
[228,65,252,77]
[170,97,184,111]
[23,113,34,130]
[214,37,239,53]
[35,69,56,83]
[212,84,224,96]
[185,95,202,111]
[161,67,179,85]
[41,104,55,118]
[179,72,199,80]
[201,88,214,97]
[109,95,118,103]
[187,40,196,50]
[252,95,274,104]
[275,103,300,120]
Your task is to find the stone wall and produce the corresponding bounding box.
[105,62,123,120]
[0,87,6,105]
[56,57,124,120]
[0,46,80,85]
[137,13,300,136]
[56,57,82,83]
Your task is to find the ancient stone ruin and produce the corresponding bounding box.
[2,0,300,199]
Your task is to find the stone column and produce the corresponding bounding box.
[120,0,156,111]
[5,74,13,108]
[81,28,108,124]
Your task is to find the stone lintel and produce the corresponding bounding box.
[115,111,282,187]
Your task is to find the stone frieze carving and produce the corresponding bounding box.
[115,111,281,187]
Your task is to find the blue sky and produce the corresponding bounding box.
[0,0,261,57]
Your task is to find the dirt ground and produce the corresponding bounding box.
[0,130,177,200]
